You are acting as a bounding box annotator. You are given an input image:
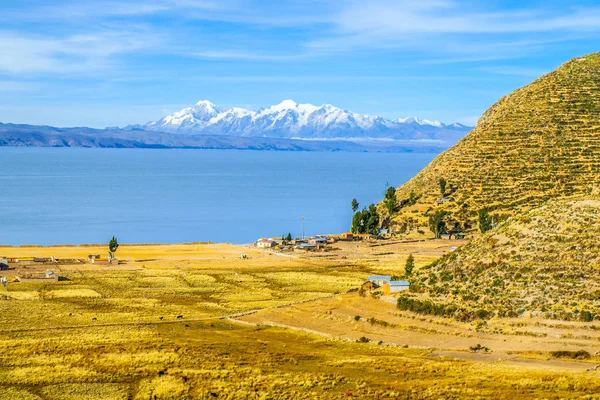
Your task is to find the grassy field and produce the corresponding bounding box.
[2,242,600,399]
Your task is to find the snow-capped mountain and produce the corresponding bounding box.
[141,100,471,141]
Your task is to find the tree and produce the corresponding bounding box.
[408,191,418,206]
[385,186,396,200]
[429,210,447,239]
[351,204,380,235]
[478,208,493,233]
[439,178,447,197]
[351,198,359,212]
[383,186,397,214]
[405,254,415,276]
[286,232,292,241]
[109,236,119,260]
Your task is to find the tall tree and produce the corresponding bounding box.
[383,187,397,214]
[286,232,292,241]
[478,208,493,233]
[405,254,415,276]
[385,186,396,200]
[351,198,359,212]
[109,236,119,260]
[429,211,447,239]
[439,178,447,197]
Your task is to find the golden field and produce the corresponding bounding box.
[2,241,600,399]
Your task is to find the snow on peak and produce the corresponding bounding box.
[395,117,443,127]
[196,100,216,107]
[274,99,298,109]
[144,99,472,139]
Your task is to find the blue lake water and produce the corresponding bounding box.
[0,148,436,245]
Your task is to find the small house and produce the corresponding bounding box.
[440,233,452,240]
[309,237,328,246]
[295,243,317,252]
[355,233,374,240]
[378,228,389,237]
[341,232,354,241]
[256,238,275,248]
[368,275,392,287]
[269,237,285,246]
[437,197,452,204]
[382,280,410,295]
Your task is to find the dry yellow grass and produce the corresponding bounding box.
[2,242,600,399]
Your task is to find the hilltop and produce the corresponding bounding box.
[385,53,600,233]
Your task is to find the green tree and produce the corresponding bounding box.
[351,198,359,212]
[405,254,415,276]
[383,187,397,214]
[109,236,119,259]
[429,211,447,239]
[351,204,380,235]
[285,232,292,241]
[478,208,493,233]
[385,186,396,200]
[439,178,447,197]
[408,191,418,206]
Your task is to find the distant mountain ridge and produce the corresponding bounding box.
[0,122,452,152]
[0,100,472,152]
[139,99,470,141]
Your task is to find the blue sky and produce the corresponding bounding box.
[1,0,600,128]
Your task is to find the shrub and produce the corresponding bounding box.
[550,350,591,360]
[579,310,594,322]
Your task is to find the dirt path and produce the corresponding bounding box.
[0,293,337,335]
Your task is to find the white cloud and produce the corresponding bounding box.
[0,29,162,74]
[306,1,600,60]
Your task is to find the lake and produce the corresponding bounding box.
[0,148,436,245]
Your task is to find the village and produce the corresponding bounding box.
[253,230,384,252]
[253,232,414,296]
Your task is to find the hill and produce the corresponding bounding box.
[386,53,600,233]
[0,122,449,152]
[405,197,600,320]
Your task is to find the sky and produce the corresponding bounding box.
[1,0,600,128]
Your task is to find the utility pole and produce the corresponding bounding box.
[302,216,305,240]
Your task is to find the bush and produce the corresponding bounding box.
[579,310,594,322]
[354,315,361,321]
[550,350,591,360]
[357,336,370,343]
[469,344,490,353]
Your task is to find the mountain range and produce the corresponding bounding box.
[0,100,472,152]
[138,99,470,142]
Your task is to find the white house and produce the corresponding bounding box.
[256,238,275,248]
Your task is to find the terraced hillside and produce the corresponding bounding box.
[405,198,600,319]
[388,53,600,232]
